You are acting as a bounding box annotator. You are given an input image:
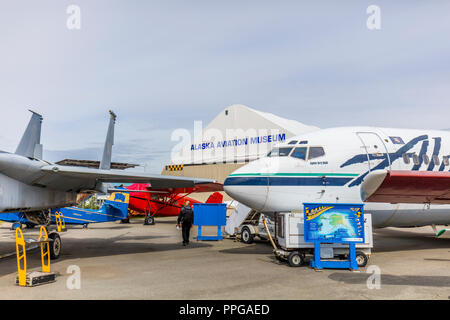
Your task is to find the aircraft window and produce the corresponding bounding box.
[422,154,430,165]
[412,154,420,165]
[291,147,307,160]
[267,147,293,157]
[433,155,440,166]
[308,147,325,160]
[402,154,410,164]
[443,156,449,166]
[288,140,298,145]
[299,141,308,144]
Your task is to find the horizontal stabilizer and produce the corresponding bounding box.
[15,110,43,159]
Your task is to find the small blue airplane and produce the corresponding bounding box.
[0,191,130,230]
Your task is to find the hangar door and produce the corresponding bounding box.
[356,132,391,171]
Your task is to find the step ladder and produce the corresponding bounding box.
[15,226,56,287]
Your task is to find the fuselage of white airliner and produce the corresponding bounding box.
[224,126,450,228]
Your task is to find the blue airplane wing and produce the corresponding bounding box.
[1,192,130,227]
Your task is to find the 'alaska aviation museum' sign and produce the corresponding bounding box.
[190,133,286,151]
[303,203,365,243]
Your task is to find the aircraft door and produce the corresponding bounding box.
[356,132,391,171]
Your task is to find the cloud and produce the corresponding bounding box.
[1,1,449,167]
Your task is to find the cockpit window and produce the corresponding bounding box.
[267,147,293,157]
[291,147,307,160]
[288,140,298,145]
[308,147,325,160]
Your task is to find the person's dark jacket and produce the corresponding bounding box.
[177,206,194,225]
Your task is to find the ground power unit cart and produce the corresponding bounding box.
[274,212,373,268]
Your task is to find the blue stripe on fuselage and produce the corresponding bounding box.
[224,176,353,187]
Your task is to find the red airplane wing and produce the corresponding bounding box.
[361,170,450,204]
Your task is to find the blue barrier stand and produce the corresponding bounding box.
[193,203,227,241]
[304,203,365,271]
[310,241,358,270]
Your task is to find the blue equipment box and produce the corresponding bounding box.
[193,203,227,241]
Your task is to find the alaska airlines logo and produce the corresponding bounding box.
[305,206,334,220]
[341,135,449,187]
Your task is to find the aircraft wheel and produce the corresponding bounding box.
[120,218,130,224]
[288,251,304,267]
[241,227,254,244]
[11,223,22,230]
[49,233,62,260]
[355,251,368,268]
[144,216,155,225]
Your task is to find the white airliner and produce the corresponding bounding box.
[223,127,450,229]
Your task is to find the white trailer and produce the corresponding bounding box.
[238,213,275,244]
[274,212,373,268]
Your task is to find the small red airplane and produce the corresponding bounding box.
[123,182,224,224]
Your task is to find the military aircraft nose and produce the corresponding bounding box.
[223,160,270,211]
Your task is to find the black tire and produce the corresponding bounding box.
[144,216,155,225]
[355,251,368,267]
[241,227,254,244]
[121,218,130,224]
[25,223,35,229]
[288,251,304,267]
[48,233,62,260]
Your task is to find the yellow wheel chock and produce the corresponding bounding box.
[15,228,27,287]
[15,226,53,287]
[55,211,66,232]
[38,226,50,273]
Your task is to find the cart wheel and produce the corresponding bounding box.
[48,233,62,260]
[355,251,368,267]
[241,227,254,244]
[288,251,304,267]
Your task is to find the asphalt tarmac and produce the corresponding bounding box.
[0,218,449,299]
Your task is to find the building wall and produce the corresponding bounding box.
[161,162,246,202]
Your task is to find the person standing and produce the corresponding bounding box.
[177,201,194,246]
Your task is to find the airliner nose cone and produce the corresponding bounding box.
[223,160,270,211]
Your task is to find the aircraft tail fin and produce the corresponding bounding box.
[99,110,117,170]
[103,191,130,219]
[15,110,43,159]
[206,192,223,204]
[106,191,130,204]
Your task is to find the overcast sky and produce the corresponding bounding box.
[0,1,449,172]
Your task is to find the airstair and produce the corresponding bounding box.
[225,202,255,236]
